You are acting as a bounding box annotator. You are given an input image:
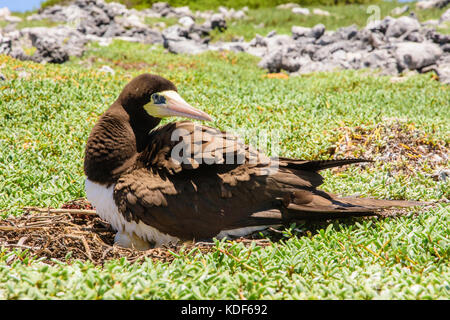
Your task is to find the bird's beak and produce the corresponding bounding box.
[144,90,213,121]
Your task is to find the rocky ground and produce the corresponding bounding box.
[0,0,449,83]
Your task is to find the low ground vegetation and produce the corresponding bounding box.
[0,1,448,299]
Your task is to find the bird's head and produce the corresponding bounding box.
[118,73,212,122]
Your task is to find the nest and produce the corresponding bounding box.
[329,121,449,175]
[0,199,273,266]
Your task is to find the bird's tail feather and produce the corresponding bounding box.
[279,158,373,172]
[285,194,425,220]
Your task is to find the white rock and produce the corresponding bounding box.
[5,15,22,23]
[416,0,450,10]
[0,7,11,20]
[178,16,195,28]
[99,65,115,75]
[292,7,310,16]
[277,3,300,10]
[440,8,450,23]
[391,5,409,16]
[313,8,330,16]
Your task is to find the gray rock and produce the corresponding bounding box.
[395,42,443,70]
[366,16,396,34]
[265,34,292,48]
[209,14,227,31]
[335,25,358,40]
[276,3,299,10]
[167,39,208,55]
[427,30,450,45]
[441,43,450,52]
[385,16,421,38]
[292,7,310,15]
[179,16,195,29]
[31,37,69,63]
[440,8,450,23]
[0,36,12,55]
[312,9,330,16]
[292,24,325,40]
[152,2,171,13]
[416,0,450,10]
[266,30,277,38]
[391,5,409,16]
[436,63,450,83]
[257,47,302,73]
[296,60,340,74]
[249,34,267,47]
[310,24,326,39]
[361,49,398,73]
[291,26,311,39]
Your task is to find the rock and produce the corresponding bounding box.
[440,8,450,23]
[0,7,11,18]
[152,2,171,13]
[5,15,23,23]
[209,14,227,31]
[361,49,398,74]
[310,24,326,39]
[423,19,440,26]
[292,8,310,16]
[257,47,302,73]
[31,37,69,64]
[18,71,30,79]
[266,30,276,38]
[313,8,331,16]
[249,34,267,47]
[335,25,358,40]
[292,26,311,39]
[435,63,450,83]
[265,34,292,49]
[391,5,410,16]
[167,39,208,55]
[0,73,5,81]
[179,16,195,29]
[395,42,443,70]
[99,65,115,74]
[385,16,421,38]
[296,60,340,75]
[416,0,450,10]
[366,16,396,34]
[0,36,12,55]
[276,3,300,10]
[432,169,450,181]
[292,24,325,40]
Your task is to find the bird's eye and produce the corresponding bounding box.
[152,93,165,105]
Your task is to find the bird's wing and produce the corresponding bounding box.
[137,121,272,175]
[112,121,322,239]
[112,121,421,240]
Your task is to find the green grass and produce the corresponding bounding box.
[0,40,449,299]
[0,2,449,298]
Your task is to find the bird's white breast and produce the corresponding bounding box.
[85,178,180,247]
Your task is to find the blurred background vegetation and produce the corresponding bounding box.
[42,0,381,10]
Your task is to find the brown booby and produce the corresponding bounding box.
[84,73,420,250]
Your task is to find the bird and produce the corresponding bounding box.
[84,73,421,250]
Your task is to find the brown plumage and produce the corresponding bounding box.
[84,74,422,248]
